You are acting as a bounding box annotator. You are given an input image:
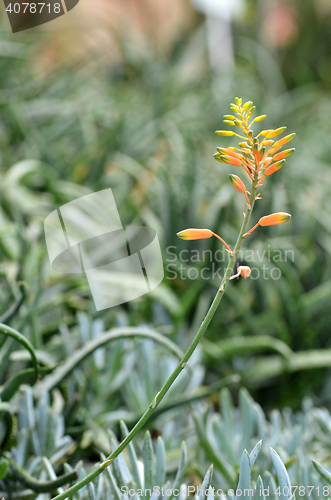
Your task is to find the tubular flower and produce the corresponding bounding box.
[272,148,295,161]
[229,174,247,193]
[268,134,296,155]
[244,212,291,237]
[265,159,285,175]
[177,229,213,240]
[217,155,242,167]
[177,228,232,254]
[259,212,291,226]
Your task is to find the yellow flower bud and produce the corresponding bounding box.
[260,129,273,136]
[242,101,253,111]
[247,106,256,118]
[268,134,295,155]
[216,130,236,136]
[254,115,267,122]
[266,127,286,139]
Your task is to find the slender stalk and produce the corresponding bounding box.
[51,179,258,500]
[0,323,39,381]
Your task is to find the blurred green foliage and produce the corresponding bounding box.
[1,2,331,496]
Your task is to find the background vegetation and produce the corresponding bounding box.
[1,0,331,497]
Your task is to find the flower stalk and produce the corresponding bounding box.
[51,98,294,500]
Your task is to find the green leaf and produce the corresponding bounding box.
[255,475,265,500]
[220,387,234,440]
[312,460,331,485]
[240,388,255,451]
[212,415,236,466]
[270,448,292,500]
[263,472,277,500]
[171,442,187,499]
[143,431,154,500]
[235,450,252,500]
[249,440,262,470]
[0,460,7,480]
[193,412,235,483]
[197,465,213,500]
[155,436,166,488]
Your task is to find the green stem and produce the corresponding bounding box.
[0,323,39,381]
[51,182,258,500]
[4,455,77,493]
[0,282,27,325]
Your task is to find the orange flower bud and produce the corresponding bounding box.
[266,126,286,139]
[229,174,246,193]
[259,212,291,226]
[265,159,285,175]
[219,155,242,167]
[238,266,251,278]
[272,148,295,161]
[268,133,295,155]
[217,148,242,160]
[230,265,251,280]
[177,229,214,240]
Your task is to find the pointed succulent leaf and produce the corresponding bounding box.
[143,431,154,498]
[196,465,214,500]
[263,471,278,500]
[270,448,292,500]
[220,388,234,440]
[235,450,252,500]
[171,442,187,499]
[249,440,262,470]
[255,476,266,500]
[212,415,236,466]
[240,388,255,451]
[312,460,331,485]
[155,436,166,488]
